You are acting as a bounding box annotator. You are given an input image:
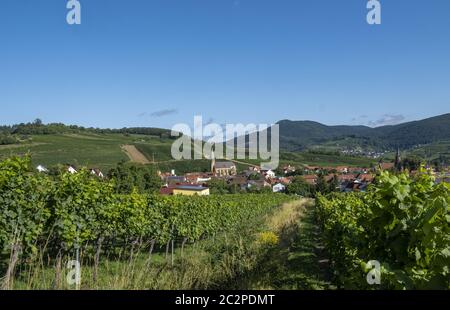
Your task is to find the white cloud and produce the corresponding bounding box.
[368,114,405,127]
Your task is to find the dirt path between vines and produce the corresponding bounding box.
[121,145,150,164]
[233,199,334,290]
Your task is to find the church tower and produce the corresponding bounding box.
[211,150,216,174]
[394,147,402,171]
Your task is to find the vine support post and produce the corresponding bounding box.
[93,236,104,284]
[1,242,22,290]
[146,239,156,267]
[53,248,63,290]
[75,246,80,291]
[171,239,174,267]
[165,240,170,261]
[181,237,188,259]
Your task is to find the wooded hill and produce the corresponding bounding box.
[276,113,450,151]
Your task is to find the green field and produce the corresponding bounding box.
[409,141,450,161]
[380,141,450,164]
[279,151,375,168]
[0,133,378,173]
[0,133,149,171]
[134,142,175,162]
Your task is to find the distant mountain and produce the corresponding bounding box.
[276,120,373,151]
[275,113,450,151]
[369,113,450,147]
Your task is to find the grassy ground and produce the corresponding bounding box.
[228,200,334,290]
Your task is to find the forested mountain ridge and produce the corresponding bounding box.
[276,113,450,151]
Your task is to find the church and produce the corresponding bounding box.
[210,152,237,176]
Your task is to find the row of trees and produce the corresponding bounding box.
[206,178,274,195]
[38,161,162,195]
[0,119,176,139]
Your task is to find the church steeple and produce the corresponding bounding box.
[211,150,216,174]
[394,147,402,171]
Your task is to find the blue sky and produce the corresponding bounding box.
[1,0,449,129]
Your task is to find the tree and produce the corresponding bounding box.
[248,173,261,180]
[400,156,424,172]
[108,162,162,194]
[142,169,163,192]
[274,167,284,176]
[286,176,312,197]
[328,174,340,193]
[315,174,329,195]
[286,170,303,177]
[247,184,272,194]
[207,178,231,194]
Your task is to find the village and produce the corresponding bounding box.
[157,161,374,196]
[34,149,450,197]
[155,151,450,196]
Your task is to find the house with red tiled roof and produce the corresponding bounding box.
[279,177,292,185]
[335,166,349,174]
[357,173,374,183]
[160,186,175,195]
[379,162,395,170]
[227,175,248,188]
[247,179,271,190]
[303,175,318,185]
[337,174,357,182]
[282,165,296,174]
[324,174,336,182]
[185,173,212,184]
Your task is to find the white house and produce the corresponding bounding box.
[283,165,296,174]
[249,166,261,173]
[90,168,104,178]
[272,183,286,193]
[197,177,211,183]
[67,165,77,174]
[264,169,276,179]
[36,165,48,173]
[337,166,349,174]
